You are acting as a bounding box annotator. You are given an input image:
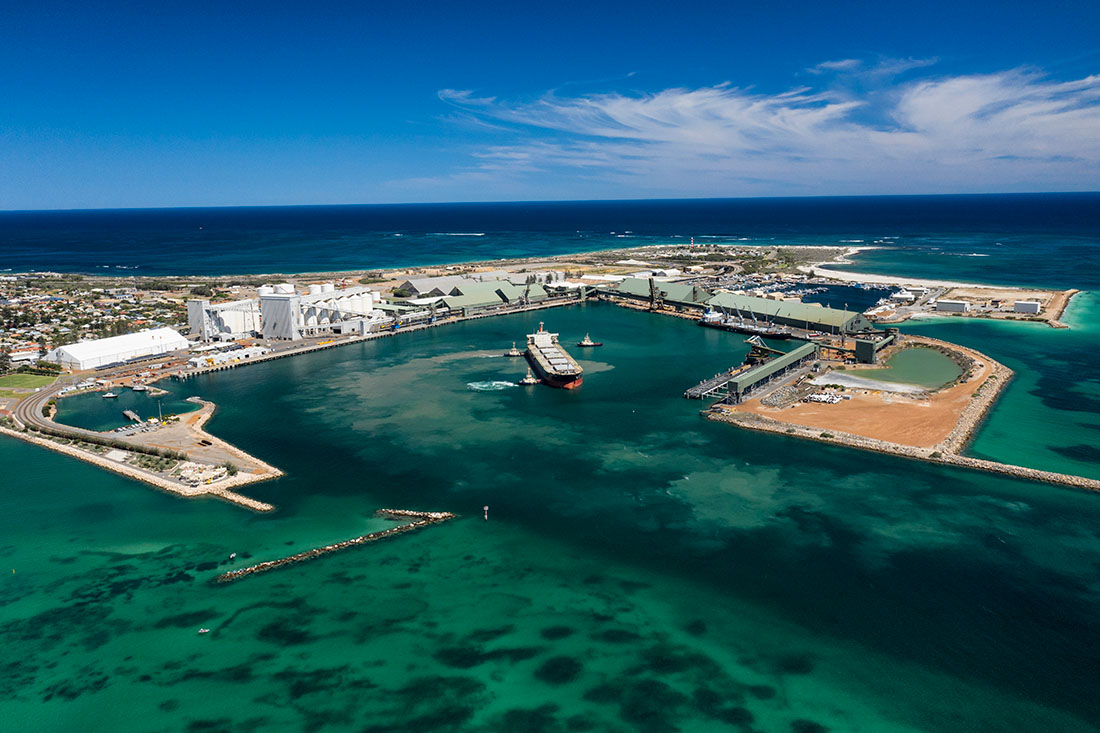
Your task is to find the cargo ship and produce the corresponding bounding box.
[525,322,583,389]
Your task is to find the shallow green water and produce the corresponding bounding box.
[55,385,200,432]
[855,347,963,389]
[3,301,1100,732]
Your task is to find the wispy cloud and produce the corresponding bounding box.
[422,65,1100,197]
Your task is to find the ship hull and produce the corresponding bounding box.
[526,353,582,389]
[698,320,792,340]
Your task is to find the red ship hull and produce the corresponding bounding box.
[526,354,582,389]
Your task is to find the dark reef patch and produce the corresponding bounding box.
[636,643,720,676]
[747,684,776,700]
[257,617,314,646]
[494,704,564,733]
[684,619,707,636]
[791,720,829,733]
[434,645,541,669]
[154,608,222,629]
[775,653,815,675]
[534,656,583,685]
[594,628,641,643]
[619,678,689,732]
[540,625,574,640]
[465,625,515,643]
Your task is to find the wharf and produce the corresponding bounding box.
[215,509,456,582]
[176,295,582,380]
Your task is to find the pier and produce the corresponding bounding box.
[685,342,819,402]
[122,409,141,422]
[215,509,456,583]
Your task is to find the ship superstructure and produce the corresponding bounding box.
[525,322,583,389]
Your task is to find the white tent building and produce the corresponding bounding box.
[46,328,191,370]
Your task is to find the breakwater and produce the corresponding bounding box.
[215,510,457,583]
[0,423,276,511]
[707,411,1100,493]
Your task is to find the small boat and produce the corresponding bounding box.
[518,368,540,386]
[131,384,148,392]
[576,333,602,347]
[504,341,524,357]
[197,628,210,634]
[101,391,118,399]
[229,552,237,561]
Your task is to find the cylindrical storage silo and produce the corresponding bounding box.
[258,285,274,296]
[275,283,294,294]
[308,284,322,296]
[321,283,335,293]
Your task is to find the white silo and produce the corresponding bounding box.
[308,284,323,296]
[321,283,335,294]
[305,305,318,327]
[275,283,294,294]
[258,285,274,296]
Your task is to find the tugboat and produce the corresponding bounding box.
[518,368,541,386]
[101,391,118,399]
[576,332,602,347]
[504,341,524,357]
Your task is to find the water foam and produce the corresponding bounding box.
[466,380,518,392]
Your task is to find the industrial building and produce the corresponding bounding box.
[609,277,711,308]
[187,345,270,368]
[1014,300,1042,314]
[936,299,970,313]
[45,328,191,370]
[259,283,386,341]
[685,341,820,401]
[705,292,875,334]
[187,298,262,341]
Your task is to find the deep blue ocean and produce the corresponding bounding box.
[2,193,1098,286]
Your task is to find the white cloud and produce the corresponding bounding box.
[807,58,863,74]
[427,66,1100,196]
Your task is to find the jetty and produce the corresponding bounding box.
[215,509,456,583]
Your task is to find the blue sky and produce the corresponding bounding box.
[2,1,1099,209]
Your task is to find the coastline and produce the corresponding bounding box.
[0,423,275,511]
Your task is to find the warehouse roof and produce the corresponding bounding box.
[706,291,861,329]
[441,293,502,310]
[51,328,190,364]
[730,342,818,391]
[612,277,711,304]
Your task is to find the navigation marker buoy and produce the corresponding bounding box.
[483,505,489,521]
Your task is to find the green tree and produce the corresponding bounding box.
[0,346,11,374]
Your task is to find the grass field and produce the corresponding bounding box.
[0,373,57,389]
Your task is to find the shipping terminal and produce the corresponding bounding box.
[525,322,583,389]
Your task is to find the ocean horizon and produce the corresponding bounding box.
[2,192,1098,286]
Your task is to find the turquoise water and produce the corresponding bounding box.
[855,347,963,389]
[55,386,200,432]
[4,301,1100,731]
